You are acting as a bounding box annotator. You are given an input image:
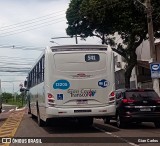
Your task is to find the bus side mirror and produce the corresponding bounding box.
[20,88,25,92]
[24,81,27,87]
[20,88,29,92]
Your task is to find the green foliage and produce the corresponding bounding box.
[2,92,13,100]
[1,92,25,108]
[66,0,160,87]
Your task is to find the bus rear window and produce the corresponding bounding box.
[54,52,106,72]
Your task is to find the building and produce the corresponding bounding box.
[114,40,160,95]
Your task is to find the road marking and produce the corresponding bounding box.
[2,104,15,107]
[9,109,14,112]
[0,111,25,146]
[105,132,112,135]
[93,125,139,146]
[15,107,26,111]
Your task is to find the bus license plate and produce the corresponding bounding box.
[140,108,151,111]
[76,100,88,104]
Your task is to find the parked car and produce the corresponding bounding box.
[104,88,160,128]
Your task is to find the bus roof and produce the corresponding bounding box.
[51,45,108,52]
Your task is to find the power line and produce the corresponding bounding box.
[0,19,65,37]
[0,60,33,64]
[0,70,29,73]
[0,17,65,36]
[0,45,44,50]
[0,75,27,76]
[0,10,65,29]
[0,55,35,60]
[1,80,24,82]
[0,13,64,32]
[0,46,44,51]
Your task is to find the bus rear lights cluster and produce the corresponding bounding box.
[109,91,115,104]
[47,93,55,103]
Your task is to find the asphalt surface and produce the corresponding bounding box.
[0,104,17,127]
[1,106,160,146]
[6,111,160,146]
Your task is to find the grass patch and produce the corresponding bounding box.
[4,98,26,108]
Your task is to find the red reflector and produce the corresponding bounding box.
[48,99,54,102]
[110,92,115,97]
[48,93,53,98]
[109,97,115,101]
[156,99,160,104]
[122,99,135,103]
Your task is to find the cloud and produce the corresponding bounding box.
[0,0,101,93]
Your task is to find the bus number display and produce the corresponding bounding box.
[85,54,100,62]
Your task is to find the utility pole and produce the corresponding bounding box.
[0,79,1,93]
[75,34,78,44]
[146,0,160,95]
[146,0,156,62]
[0,80,2,113]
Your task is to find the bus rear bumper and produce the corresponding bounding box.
[46,104,116,118]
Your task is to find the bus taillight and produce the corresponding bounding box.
[109,91,115,104]
[48,93,53,98]
[48,93,55,103]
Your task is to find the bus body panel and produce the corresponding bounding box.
[29,82,46,120]
[28,45,115,121]
[47,52,114,106]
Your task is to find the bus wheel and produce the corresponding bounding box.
[104,117,110,124]
[37,107,44,127]
[31,114,36,119]
[28,101,31,114]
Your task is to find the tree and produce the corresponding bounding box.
[66,0,160,88]
[2,92,13,103]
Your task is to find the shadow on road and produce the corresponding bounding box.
[0,117,7,127]
[44,119,101,134]
[31,117,120,134]
[0,117,7,122]
[109,121,156,130]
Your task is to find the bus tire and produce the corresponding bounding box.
[28,100,31,114]
[37,105,44,127]
[31,114,36,119]
[104,117,110,124]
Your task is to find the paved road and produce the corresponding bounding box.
[1,104,17,113]
[4,111,159,146]
[0,104,17,127]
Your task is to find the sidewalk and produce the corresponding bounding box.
[2,104,17,107]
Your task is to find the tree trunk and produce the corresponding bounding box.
[125,51,137,88]
[125,63,135,88]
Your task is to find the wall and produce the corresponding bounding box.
[156,43,160,62]
[136,40,151,61]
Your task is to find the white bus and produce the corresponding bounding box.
[26,45,116,126]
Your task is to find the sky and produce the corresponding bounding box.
[0,0,101,93]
